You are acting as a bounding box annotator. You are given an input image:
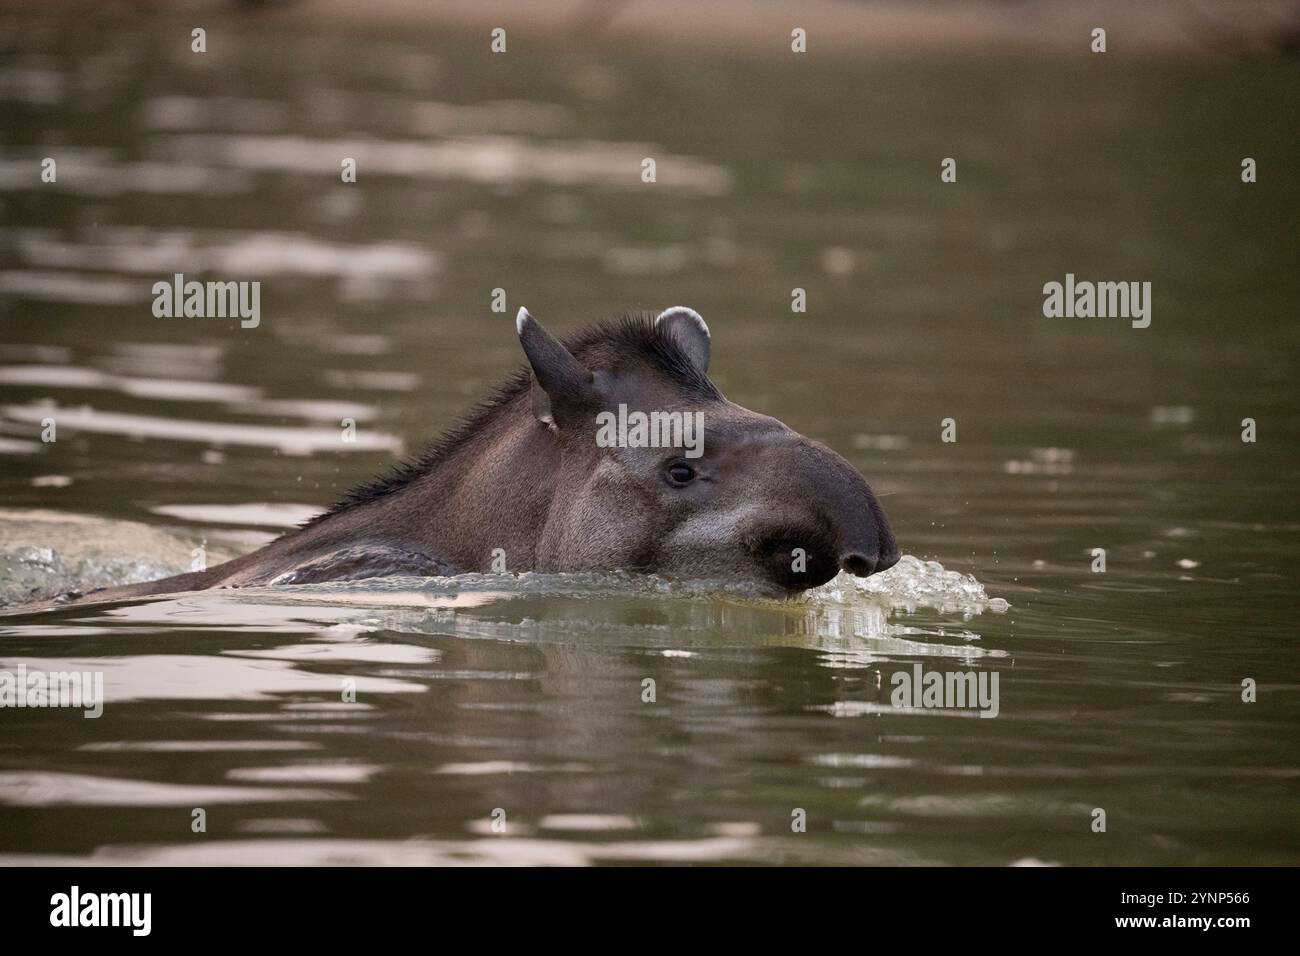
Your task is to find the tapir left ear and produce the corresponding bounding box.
[516,307,594,427]
[655,306,710,374]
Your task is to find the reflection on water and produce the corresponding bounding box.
[0,561,1020,865]
[0,12,1297,865]
[2,403,403,454]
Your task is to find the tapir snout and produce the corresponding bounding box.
[838,504,901,578]
[737,435,900,592]
[830,453,900,579]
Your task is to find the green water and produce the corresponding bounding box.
[0,13,1296,864]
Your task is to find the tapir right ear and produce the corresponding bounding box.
[655,306,710,374]
[516,307,594,427]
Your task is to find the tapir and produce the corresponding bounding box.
[76,307,899,601]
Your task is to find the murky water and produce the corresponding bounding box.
[1,13,1297,864]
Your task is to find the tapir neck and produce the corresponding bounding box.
[338,403,561,574]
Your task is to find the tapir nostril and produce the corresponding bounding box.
[839,552,877,577]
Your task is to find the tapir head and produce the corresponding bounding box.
[516,306,900,595]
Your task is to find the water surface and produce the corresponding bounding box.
[0,13,1297,865]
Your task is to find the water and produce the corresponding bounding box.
[1,12,1297,865]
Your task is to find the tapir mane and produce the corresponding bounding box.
[301,313,722,527]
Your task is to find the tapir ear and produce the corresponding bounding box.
[655,306,710,374]
[516,307,594,426]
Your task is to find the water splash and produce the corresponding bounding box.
[807,555,1010,616]
[0,510,1006,625]
[0,545,180,608]
[264,559,1008,617]
[0,510,253,607]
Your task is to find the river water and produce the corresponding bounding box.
[0,12,1296,864]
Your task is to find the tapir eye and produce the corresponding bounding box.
[666,461,696,486]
